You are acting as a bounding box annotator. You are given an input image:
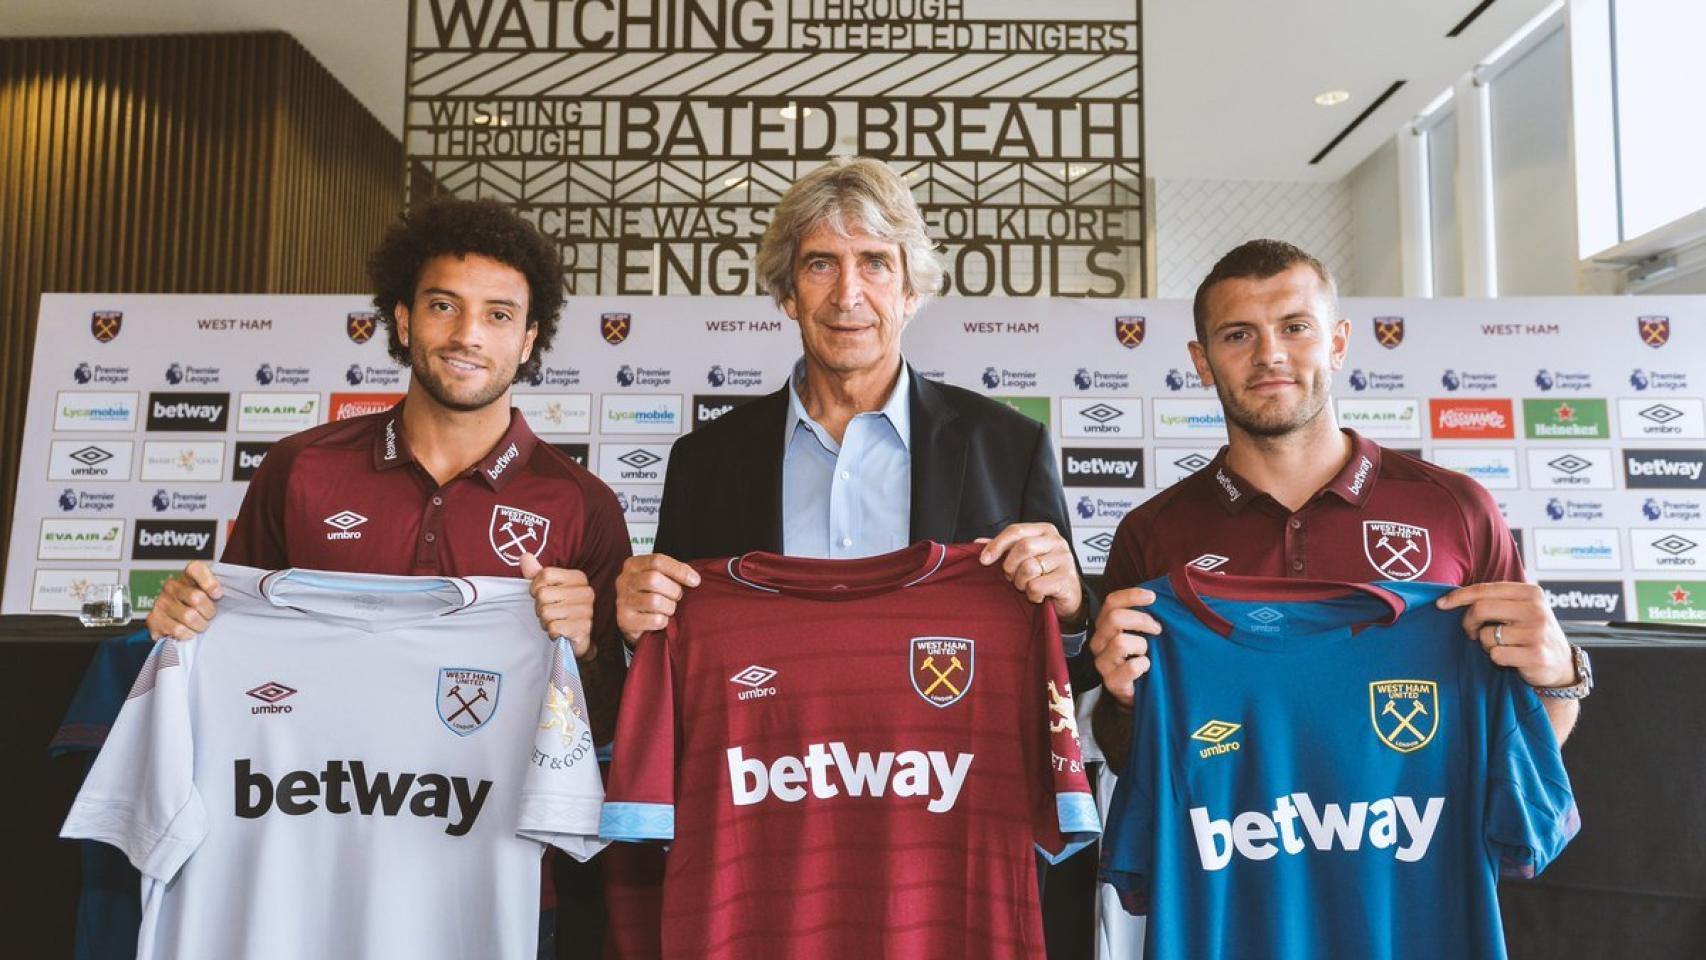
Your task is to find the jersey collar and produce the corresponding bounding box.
[371,401,540,492]
[1205,429,1381,513]
[1167,564,1404,638]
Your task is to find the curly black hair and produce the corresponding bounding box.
[367,198,562,384]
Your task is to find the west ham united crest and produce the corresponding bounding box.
[601,312,632,345]
[1373,316,1404,349]
[1370,679,1439,754]
[1114,316,1145,349]
[439,667,501,736]
[1638,315,1670,349]
[346,311,378,344]
[489,504,551,566]
[90,311,123,343]
[910,637,974,708]
[1362,520,1431,581]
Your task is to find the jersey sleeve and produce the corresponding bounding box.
[222,439,293,566]
[1097,665,1157,915]
[1030,605,1100,865]
[599,623,680,843]
[59,639,208,883]
[517,636,610,861]
[1484,672,1580,878]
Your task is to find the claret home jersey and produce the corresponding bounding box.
[61,565,606,960]
[600,541,1098,959]
[1101,570,1579,960]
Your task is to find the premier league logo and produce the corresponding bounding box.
[255,363,274,385]
[614,491,631,513]
[345,364,364,386]
[1361,520,1432,581]
[165,363,185,385]
[1631,369,1650,391]
[1638,315,1670,349]
[910,637,974,708]
[58,489,77,512]
[1644,498,1663,521]
[1076,496,1095,521]
[488,504,551,567]
[1114,316,1145,349]
[91,311,123,343]
[616,364,636,387]
[1369,680,1438,754]
[1164,369,1186,392]
[152,489,171,512]
[1535,369,1554,391]
[1073,368,1092,391]
[707,365,726,388]
[1349,369,1368,392]
[1546,498,1565,521]
[981,367,999,390]
[601,313,632,345]
[524,367,544,387]
[1441,369,1461,391]
[74,362,93,384]
[1373,316,1404,349]
[346,311,378,345]
[437,667,501,737]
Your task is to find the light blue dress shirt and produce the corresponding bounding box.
[782,358,912,559]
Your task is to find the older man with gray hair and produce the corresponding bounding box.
[615,155,1091,647]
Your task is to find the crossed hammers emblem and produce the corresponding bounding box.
[920,655,964,698]
[1381,698,1428,741]
[496,520,539,558]
[444,684,490,725]
[1373,534,1421,576]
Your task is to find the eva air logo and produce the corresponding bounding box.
[1523,398,1608,440]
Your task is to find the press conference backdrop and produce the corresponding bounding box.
[6,294,1704,625]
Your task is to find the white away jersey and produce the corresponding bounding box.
[61,565,607,960]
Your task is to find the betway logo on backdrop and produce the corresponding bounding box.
[1061,447,1143,487]
[692,394,761,429]
[1623,450,1706,489]
[1540,581,1626,621]
[146,392,230,431]
[133,519,218,560]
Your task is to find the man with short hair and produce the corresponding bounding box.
[1088,238,1586,774]
[143,197,631,957]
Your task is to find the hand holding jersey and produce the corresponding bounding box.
[978,520,1085,626]
[1437,582,1579,691]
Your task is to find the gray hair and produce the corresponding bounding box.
[757,157,945,313]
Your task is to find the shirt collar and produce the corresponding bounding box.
[371,400,540,492]
[1205,429,1380,512]
[784,357,912,451]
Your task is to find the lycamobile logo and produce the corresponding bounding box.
[1636,581,1706,624]
[1523,398,1608,439]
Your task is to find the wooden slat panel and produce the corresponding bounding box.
[0,32,404,591]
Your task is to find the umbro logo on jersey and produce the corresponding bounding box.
[324,510,367,541]
[730,665,779,701]
[1191,793,1445,871]
[1188,554,1229,572]
[235,759,492,837]
[246,681,297,715]
[727,742,973,814]
[1191,719,1242,758]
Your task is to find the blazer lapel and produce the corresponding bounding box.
[738,387,788,554]
[908,370,965,544]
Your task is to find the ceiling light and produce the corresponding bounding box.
[1314,90,1350,107]
[723,176,745,187]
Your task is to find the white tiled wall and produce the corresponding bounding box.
[1155,179,1357,298]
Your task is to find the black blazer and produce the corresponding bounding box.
[656,365,1081,563]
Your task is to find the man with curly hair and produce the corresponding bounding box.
[145,196,630,734]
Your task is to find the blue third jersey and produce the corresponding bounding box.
[1101,570,1579,960]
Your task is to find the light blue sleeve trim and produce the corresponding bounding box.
[1057,791,1102,835]
[599,802,674,842]
[1038,792,1102,864]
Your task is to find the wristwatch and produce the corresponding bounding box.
[1534,644,1593,700]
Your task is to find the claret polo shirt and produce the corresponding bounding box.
[1091,429,1524,770]
[1106,429,1522,590]
[224,401,631,744]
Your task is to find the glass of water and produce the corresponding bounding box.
[80,583,133,627]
